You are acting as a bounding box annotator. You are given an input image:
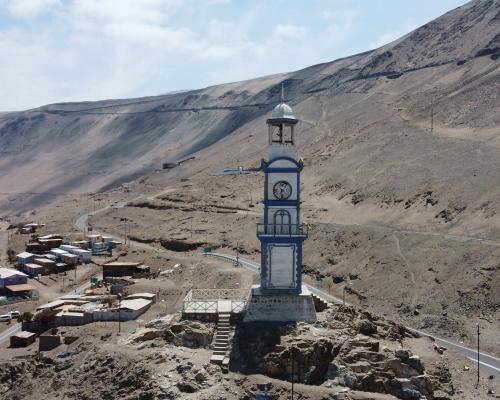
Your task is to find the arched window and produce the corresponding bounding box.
[273,209,291,234]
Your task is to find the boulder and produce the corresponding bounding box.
[407,356,424,374]
[395,349,412,363]
[194,369,207,383]
[127,329,163,343]
[410,374,432,396]
[356,320,378,336]
[176,380,198,393]
[165,320,214,348]
[386,358,420,378]
[343,370,358,389]
[145,316,173,330]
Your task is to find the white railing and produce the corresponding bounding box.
[190,288,248,301]
[182,289,247,314]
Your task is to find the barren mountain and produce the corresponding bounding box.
[0,0,499,354]
[0,0,498,217]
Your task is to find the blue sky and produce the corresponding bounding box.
[0,0,469,111]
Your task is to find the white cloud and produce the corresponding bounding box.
[275,23,306,39]
[5,0,60,18]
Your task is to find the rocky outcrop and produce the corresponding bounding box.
[233,322,342,384]
[165,320,215,348]
[233,304,445,400]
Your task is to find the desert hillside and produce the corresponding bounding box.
[0,0,499,223]
[0,0,499,356]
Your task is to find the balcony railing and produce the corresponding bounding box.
[256,223,308,237]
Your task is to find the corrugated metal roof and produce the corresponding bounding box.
[17,252,34,258]
[13,331,36,338]
[6,284,36,292]
[0,267,28,278]
[126,292,156,299]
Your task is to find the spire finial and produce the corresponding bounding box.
[281,83,284,104]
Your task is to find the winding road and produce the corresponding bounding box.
[72,200,500,378]
[204,251,500,378]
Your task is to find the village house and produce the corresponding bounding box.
[0,267,37,298]
[16,252,35,267]
[102,261,150,278]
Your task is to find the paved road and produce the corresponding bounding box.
[205,252,500,378]
[75,204,500,378]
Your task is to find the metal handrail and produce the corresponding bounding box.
[256,223,308,237]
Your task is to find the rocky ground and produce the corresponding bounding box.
[77,171,499,356]
[1,302,498,400]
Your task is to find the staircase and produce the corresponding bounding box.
[312,294,329,311]
[210,312,232,367]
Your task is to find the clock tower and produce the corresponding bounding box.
[244,86,316,323]
[257,90,307,294]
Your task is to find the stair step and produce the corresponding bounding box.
[213,351,226,356]
[210,355,224,365]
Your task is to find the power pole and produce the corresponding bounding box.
[235,242,240,267]
[476,322,480,387]
[430,102,434,133]
[118,294,122,334]
[291,350,295,400]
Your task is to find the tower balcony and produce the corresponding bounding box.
[256,223,308,238]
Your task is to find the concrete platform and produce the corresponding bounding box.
[243,285,317,323]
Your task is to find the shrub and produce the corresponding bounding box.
[7,248,16,264]
[18,312,34,323]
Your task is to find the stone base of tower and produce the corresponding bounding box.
[243,285,317,323]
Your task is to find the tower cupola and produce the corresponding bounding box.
[266,85,297,146]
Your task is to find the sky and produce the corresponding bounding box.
[0,0,470,111]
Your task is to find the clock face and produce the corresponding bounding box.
[273,180,292,200]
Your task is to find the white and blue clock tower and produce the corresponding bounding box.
[245,89,316,323]
[257,94,307,294]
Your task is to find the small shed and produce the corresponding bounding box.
[34,258,56,272]
[55,311,91,326]
[16,252,35,266]
[50,248,69,260]
[0,268,29,292]
[55,262,70,272]
[26,242,43,253]
[71,241,90,249]
[38,238,63,249]
[86,234,102,243]
[10,331,36,347]
[103,262,148,278]
[126,292,157,303]
[119,298,152,319]
[24,263,48,276]
[61,253,79,266]
[6,283,37,298]
[72,249,91,263]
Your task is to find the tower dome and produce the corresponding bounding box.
[271,102,295,120]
